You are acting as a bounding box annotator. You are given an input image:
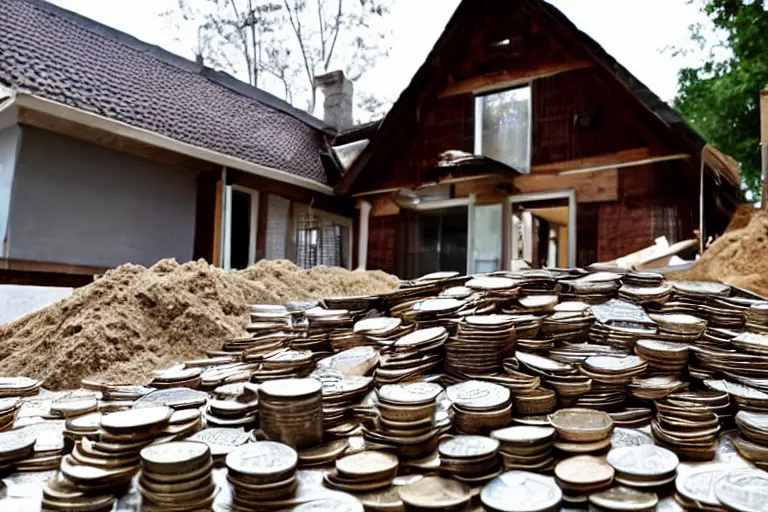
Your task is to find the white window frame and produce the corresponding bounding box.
[292,203,354,270]
[223,185,259,270]
[474,83,533,174]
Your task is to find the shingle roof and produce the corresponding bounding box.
[0,0,333,184]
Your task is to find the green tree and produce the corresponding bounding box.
[675,0,768,199]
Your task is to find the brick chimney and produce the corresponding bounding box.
[315,70,353,131]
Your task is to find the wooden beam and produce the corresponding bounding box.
[0,259,108,276]
[439,60,594,98]
[531,147,650,174]
[513,169,619,203]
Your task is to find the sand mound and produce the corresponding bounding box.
[670,205,768,297]
[0,259,398,390]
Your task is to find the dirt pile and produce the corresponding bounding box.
[0,259,398,390]
[670,205,768,297]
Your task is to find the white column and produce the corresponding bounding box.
[356,200,372,270]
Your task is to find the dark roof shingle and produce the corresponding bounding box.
[0,0,332,184]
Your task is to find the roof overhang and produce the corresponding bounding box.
[7,91,335,195]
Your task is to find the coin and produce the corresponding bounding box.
[548,408,613,442]
[675,464,732,507]
[491,426,555,446]
[446,381,511,410]
[714,468,768,512]
[554,455,614,487]
[606,445,679,478]
[100,406,173,434]
[293,497,365,512]
[480,471,562,512]
[377,382,442,405]
[260,378,322,400]
[610,428,653,448]
[140,441,210,474]
[133,388,208,409]
[438,436,499,459]
[226,441,297,481]
[397,475,470,510]
[336,451,398,480]
[588,486,658,511]
[187,428,250,458]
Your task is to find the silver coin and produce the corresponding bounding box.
[395,327,447,348]
[0,428,38,455]
[133,387,208,409]
[675,464,732,507]
[606,445,679,477]
[188,428,251,457]
[491,426,555,445]
[610,428,653,449]
[378,382,442,405]
[481,470,562,512]
[260,378,322,400]
[438,435,499,459]
[583,355,645,372]
[293,497,364,512]
[714,469,768,512]
[446,380,510,409]
[226,441,297,477]
[588,486,658,511]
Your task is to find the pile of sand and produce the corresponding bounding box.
[0,259,398,390]
[670,205,768,297]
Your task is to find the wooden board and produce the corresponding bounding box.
[531,147,650,174]
[513,169,618,203]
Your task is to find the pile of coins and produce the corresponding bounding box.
[205,382,258,428]
[258,377,323,449]
[226,441,298,507]
[445,315,516,378]
[549,408,614,454]
[138,441,215,510]
[491,425,555,472]
[652,395,721,460]
[376,326,448,385]
[733,410,768,469]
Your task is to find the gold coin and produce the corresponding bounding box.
[397,475,471,511]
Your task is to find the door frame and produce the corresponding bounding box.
[223,184,259,270]
[507,189,576,268]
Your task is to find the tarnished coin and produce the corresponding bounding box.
[675,464,732,507]
[610,428,653,448]
[378,382,442,405]
[606,445,679,477]
[226,441,297,480]
[140,441,210,474]
[260,378,322,400]
[480,471,562,512]
[336,451,398,479]
[100,406,173,434]
[588,486,658,511]
[438,436,499,459]
[398,476,470,510]
[554,455,614,486]
[394,327,447,348]
[548,408,613,442]
[0,428,37,457]
[516,352,572,373]
[133,388,208,409]
[188,428,250,457]
[14,421,66,453]
[714,469,768,512]
[317,347,380,377]
[491,426,555,446]
[299,439,349,465]
[446,381,510,410]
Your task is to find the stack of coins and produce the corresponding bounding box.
[0,427,38,472]
[325,451,399,491]
[0,397,21,432]
[376,327,448,385]
[42,471,118,511]
[316,347,380,378]
[561,272,622,304]
[490,425,555,472]
[512,388,557,417]
[445,315,516,378]
[188,427,251,466]
[634,339,689,374]
[648,313,707,341]
[538,311,594,346]
[204,390,258,429]
[606,445,679,488]
[338,317,403,351]
[138,441,215,510]
[438,435,501,483]
[515,352,591,404]
[554,455,614,501]
[150,365,203,389]
[446,380,512,434]
[745,303,768,333]
[367,382,442,459]
[576,355,648,411]
[398,475,471,512]
[480,471,562,512]
[652,398,720,460]
[629,375,687,401]
[705,378,768,412]
[549,408,614,454]
[226,442,298,508]
[624,271,665,287]
[0,377,41,398]
[12,421,67,471]
[312,369,372,427]
[251,349,316,381]
[588,486,659,512]
[258,378,323,449]
[732,410,768,469]
[465,276,521,306]
[618,283,673,305]
[297,307,354,356]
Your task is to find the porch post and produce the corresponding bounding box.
[356,200,372,270]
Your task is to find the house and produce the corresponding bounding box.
[0,0,742,286]
[0,0,354,286]
[334,0,743,279]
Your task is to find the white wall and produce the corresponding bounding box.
[0,126,21,257]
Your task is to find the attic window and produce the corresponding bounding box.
[474,85,531,173]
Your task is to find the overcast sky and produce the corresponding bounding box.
[48,0,714,111]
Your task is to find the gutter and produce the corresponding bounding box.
[12,92,335,196]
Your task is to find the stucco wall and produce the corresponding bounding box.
[8,127,197,268]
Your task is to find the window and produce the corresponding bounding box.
[293,205,353,269]
[475,85,531,173]
[472,204,503,273]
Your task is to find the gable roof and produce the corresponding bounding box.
[336,0,741,195]
[0,0,333,185]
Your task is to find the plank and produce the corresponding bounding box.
[513,169,618,203]
[531,147,650,174]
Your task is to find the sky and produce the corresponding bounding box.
[48,0,715,114]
